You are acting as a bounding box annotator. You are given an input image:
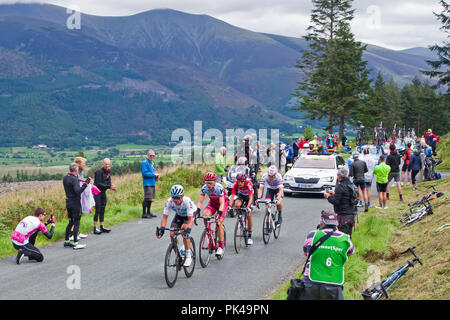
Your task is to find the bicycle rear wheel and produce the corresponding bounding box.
[273,210,281,239]
[234,217,245,254]
[199,229,212,268]
[183,237,196,278]
[262,211,271,244]
[164,243,179,288]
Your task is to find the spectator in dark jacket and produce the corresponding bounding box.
[63,163,89,249]
[408,149,422,190]
[324,167,357,236]
[292,137,300,158]
[93,158,117,234]
[386,144,403,201]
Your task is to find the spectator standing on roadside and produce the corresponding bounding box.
[408,149,422,191]
[284,144,294,173]
[386,144,403,202]
[373,155,391,209]
[324,167,357,237]
[361,148,375,211]
[299,210,354,300]
[349,152,368,212]
[93,158,117,234]
[401,142,412,186]
[214,147,227,185]
[141,149,159,218]
[71,156,90,241]
[11,208,55,264]
[63,163,89,249]
[341,132,347,148]
[292,137,300,159]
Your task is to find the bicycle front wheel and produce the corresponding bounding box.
[199,229,212,268]
[262,211,271,244]
[273,210,281,239]
[183,237,196,278]
[164,243,179,288]
[234,217,245,254]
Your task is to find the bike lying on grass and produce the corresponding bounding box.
[156,227,196,288]
[400,186,444,227]
[361,247,423,300]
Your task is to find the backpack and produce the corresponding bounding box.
[348,182,359,206]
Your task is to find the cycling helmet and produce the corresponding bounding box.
[303,143,310,149]
[170,184,184,198]
[237,157,247,165]
[363,148,369,155]
[204,172,217,182]
[268,165,278,176]
[236,172,247,182]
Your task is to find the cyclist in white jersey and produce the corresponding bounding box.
[258,165,284,224]
[157,185,196,267]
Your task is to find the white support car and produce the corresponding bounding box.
[283,153,346,195]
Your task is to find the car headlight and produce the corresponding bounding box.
[284,175,294,182]
[321,176,334,182]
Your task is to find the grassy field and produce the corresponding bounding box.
[0,164,213,259]
[271,177,450,300]
[437,133,450,171]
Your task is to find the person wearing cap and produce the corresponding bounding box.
[300,210,354,300]
[386,144,403,202]
[324,167,357,236]
[373,155,391,209]
[141,149,160,218]
[349,151,368,211]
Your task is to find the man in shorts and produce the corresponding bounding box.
[229,173,254,244]
[401,143,412,186]
[361,148,375,212]
[349,152,368,210]
[157,185,195,267]
[373,155,391,209]
[386,144,403,201]
[195,172,228,257]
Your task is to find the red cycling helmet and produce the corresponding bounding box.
[236,172,247,182]
[204,172,217,182]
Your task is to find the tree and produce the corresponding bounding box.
[294,0,372,139]
[422,0,450,92]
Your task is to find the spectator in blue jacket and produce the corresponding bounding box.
[141,149,159,218]
[285,144,294,173]
[292,137,300,158]
[407,149,422,190]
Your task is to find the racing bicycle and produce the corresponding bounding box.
[231,206,252,254]
[156,226,196,288]
[361,247,423,300]
[400,186,444,226]
[194,214,227,268]
[257,199,281,244]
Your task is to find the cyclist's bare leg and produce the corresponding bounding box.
[203,208,213,228]
[181,223,191,251]
[217,218,224,243]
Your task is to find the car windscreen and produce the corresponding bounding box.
[293,157,336,169]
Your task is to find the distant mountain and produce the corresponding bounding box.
[0,3,439,147]
[399,47,439,60]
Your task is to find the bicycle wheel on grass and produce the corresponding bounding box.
[183,237,196,278]
[234,217,247,254]
[272,210,281,239]
[199,229,212,268]
[262,211,271,244]
[164,243,179,288]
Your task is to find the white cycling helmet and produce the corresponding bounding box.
[303,143,310,149]
[268,165,278,176]
[170,184,184,198]
[237,156,247,165]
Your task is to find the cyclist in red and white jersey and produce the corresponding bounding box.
[229,173,254,244]
[258,165,284,224]
[196,172,228,257]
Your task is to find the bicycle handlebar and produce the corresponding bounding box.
[400,246,423,265]
[256,199,280,205]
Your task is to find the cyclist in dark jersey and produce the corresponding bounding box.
[229,173,254,244]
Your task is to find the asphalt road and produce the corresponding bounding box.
[0,191,333,300]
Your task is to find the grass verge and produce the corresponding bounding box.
[271,177,450,300]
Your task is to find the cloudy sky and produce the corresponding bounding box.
[2,0,447,50]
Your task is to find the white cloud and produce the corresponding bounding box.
[0,0,446,50]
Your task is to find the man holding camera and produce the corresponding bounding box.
[299,210,354,300]
[11,208,55,264]
[324,167,357,236]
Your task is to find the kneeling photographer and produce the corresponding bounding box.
[288,210,354,300]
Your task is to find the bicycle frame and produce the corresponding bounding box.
[197,215,221,251]
[362,247,422,300]
[158,227,187,267]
